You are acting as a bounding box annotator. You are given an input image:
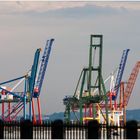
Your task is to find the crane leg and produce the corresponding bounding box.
[8,102,11,122]
[84,104,86,118]
[2,102,4,120]
[32,99,36,124]
[2,90,5,120]
[37,97,42,124]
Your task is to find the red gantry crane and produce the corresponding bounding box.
[119,61,140,124]
[123,61,140,107]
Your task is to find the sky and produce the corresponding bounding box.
[0,1,140,115]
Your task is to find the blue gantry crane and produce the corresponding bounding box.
[32,39,54,124]
[33,39,54,98]
[0,39,54,122]
[0,48,41,121]
[112,49,130,101]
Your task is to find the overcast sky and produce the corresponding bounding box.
[0,1,140,115]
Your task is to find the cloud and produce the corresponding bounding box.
[46,4,124,18]
[0,1,140,15]
[0,2,88,14]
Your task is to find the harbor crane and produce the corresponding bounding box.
[63,35,109,124]
[108,49,130,109]
[0,39,54,122]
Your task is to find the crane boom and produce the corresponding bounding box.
[112,49,130,100]
[124,61,140,106]
[33,39,54,98]
[29,48,41,96]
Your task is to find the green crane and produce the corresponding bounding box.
[63,35,108,124]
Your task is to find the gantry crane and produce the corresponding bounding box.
[0,76,27,121]
[0,48,41,121]
[120,61,140,124]
[123,61,140,106]
[63,35,109,124]
[108,61,140,125]
[32,39,54,124]
[108,49,130,109]
[0,39,54,122]
[95,49,130,126]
